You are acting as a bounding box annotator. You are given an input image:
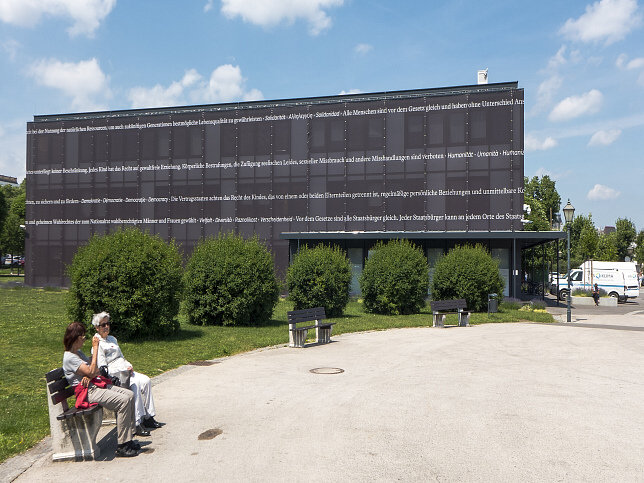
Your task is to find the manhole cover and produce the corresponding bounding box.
[188,360,219,366]
[309,367,344,374]
[198,428,223,440]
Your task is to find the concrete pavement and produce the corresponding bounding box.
[4,308,644,482]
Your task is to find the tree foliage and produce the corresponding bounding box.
[523,175,561,230]
[286,245,352,317]
[359,239,429,315]
[431,244,504,312]
[183,233,280,326]
[596,232,619,262]
[67,227,183,340]
[614,218,637,261]
[635,231,644,266]
[1,192,25,256]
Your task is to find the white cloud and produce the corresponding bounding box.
[129,65,263,108]
[560,0,642,45]
[616,53,628,68]
[204,0,215,12]
[220,0,344,35]
[129,69,202,109]
[533,167,572,181]
[549,89,603,122]
[627,57,644,69]
[2,38,19,60]
[534,75,562,113]
[0,0,116,37]
[354,43,372,55]
[525,134,558,151]
[547,45,568,70]
[587,184,621,200]
[588,129,621,146]
[197,64,263,103]
[29,57,111,111]
[339,89,362,95]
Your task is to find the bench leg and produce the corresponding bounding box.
[289,327,308,348]
[459,312,470,327]
[49,404,103,461]
[316,325,332,344]
[433,314,445,328]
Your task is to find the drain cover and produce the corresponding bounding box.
[198,428,223,440]
[188,360,219,366]
[309,367,344,374]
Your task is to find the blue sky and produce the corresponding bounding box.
[1,0,643,230]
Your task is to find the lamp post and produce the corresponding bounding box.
[563,199,575,322]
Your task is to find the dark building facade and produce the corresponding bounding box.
[25,82,561,294]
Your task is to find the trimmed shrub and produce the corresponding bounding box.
[183,233,279,326]
[66,227,182,339]
[431,244,504,312]
[572,287,607,297]
[359,239,429,315]
[287,245,351,317]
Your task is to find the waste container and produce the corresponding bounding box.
[488,294,498,314]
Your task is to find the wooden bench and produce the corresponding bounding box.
[45,368,103,461]
[287,307,335,348]
[430,299,470,327]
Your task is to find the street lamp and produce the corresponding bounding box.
[563,199,575,322]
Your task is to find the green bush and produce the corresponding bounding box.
[572,287,607,297]
[183,233,279,326]
[287,245,351,317]
[359,239,429,315]
[431,244,504,312]
[66,227,182,339]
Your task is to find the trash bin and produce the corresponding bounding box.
[488,294,498,314]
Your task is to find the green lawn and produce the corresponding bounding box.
[0,286,553,463]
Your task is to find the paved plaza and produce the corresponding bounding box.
[3,304,644,482]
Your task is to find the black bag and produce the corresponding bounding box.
[99,365,121,386]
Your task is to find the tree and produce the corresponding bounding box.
[596,232,619,261]
[577,225,599,261]
[567,214,596,268]
[431,244,504,312]
[1,192,25,257]
[614,218,636,261]
[0,190,7,253]
[524,175,561,228]
[635,231,644,265]
[67,227,183,339]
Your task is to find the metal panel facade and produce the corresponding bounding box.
[25,83,524,286]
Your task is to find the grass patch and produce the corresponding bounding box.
[0,287,553,463]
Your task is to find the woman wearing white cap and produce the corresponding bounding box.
[92,311,161,436]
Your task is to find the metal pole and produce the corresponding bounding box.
[567,227,571,323]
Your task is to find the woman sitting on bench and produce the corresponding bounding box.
[62,322,140,457]
[92,311,162,437]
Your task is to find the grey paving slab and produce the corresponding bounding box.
[5,311,644,482]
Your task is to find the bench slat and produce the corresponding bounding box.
[52,386,75,405]
[46,368,65,383]
[56,405,100,421]
[287,307,326,323]
[48,378,69,395]
[431,299,467,312]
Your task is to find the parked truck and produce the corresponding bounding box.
[550,261,640,302]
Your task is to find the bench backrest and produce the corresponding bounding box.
[431,299,467,312]
[287,307,326,325]
[45,367,74,410]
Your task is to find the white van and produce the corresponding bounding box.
[552,261,640,302]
